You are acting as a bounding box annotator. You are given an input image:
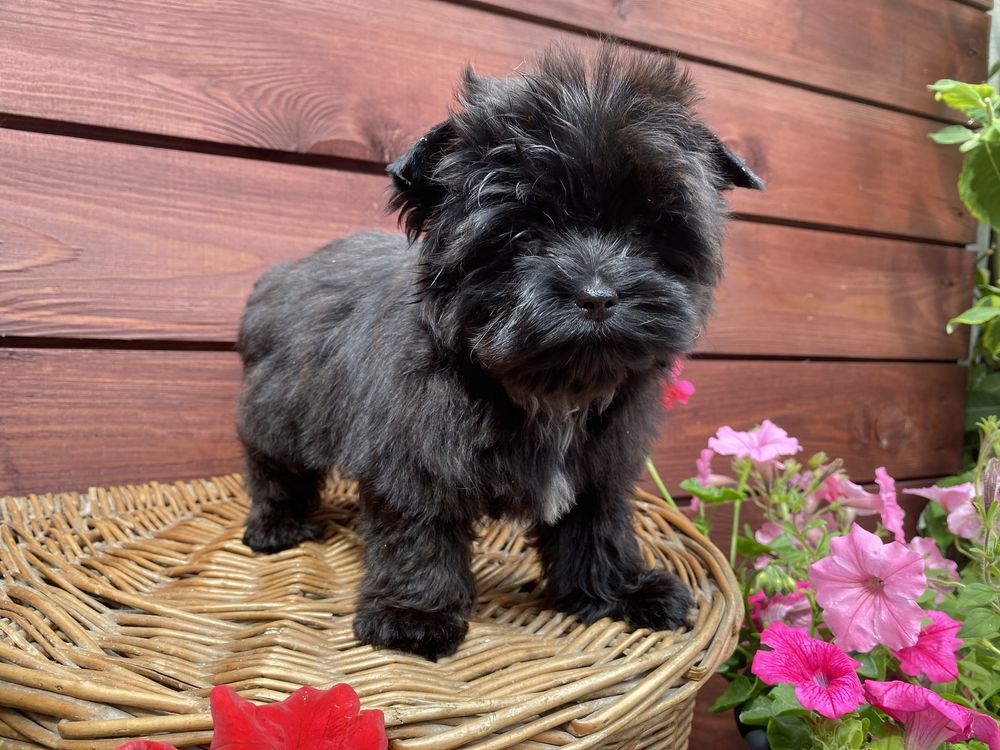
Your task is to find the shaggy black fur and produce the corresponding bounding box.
[237,44,762,660]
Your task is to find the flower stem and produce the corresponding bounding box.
[645,457,678,510]
[730,499,742,568]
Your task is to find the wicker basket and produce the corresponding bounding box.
[0,474,741,750]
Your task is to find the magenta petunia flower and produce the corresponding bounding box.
[708,420,802,463]
[864,680,1000,750]
[891,610,963,683]
[748,582,813,630]
[874,467,906,543]
[906,483,984,540]
[750,621,864,719]
[810,524,926,651]
[907,537,959,604]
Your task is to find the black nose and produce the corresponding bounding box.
[575,283,619,321]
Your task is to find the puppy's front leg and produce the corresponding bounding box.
[534,491,693,631]
[353,500,476,661]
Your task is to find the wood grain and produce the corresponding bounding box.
[0,0,973,242]
[651,360,965,490]
[708,222,974,359]
[0,129,975,359]
[0,350,964,496]
[0,348,244,495]
[477,0,989,120]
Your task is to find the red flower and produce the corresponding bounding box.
[662,361,695,410]
[116,684,386,750]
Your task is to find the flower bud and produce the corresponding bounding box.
[982,457,999,513]
[752,564,798,596]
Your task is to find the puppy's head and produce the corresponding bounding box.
[389,44,762,402]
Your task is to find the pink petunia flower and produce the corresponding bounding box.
[864,680,1000,750]
[874,467,906,543]
[708,420,802,463]
[662,361,695,410]
[821,472,905,541]
[748,582,813,630]
[810,524,926,651]
[907,537,959,604]
[750,622,864,719]
[906,483,984,540]
[890,610,962,683]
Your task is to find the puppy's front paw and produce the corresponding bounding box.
[617,570,694,631]
[353,605,468,661]
[242,511,323,554]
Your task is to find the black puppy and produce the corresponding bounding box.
[237,44,762,660]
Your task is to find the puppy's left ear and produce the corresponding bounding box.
[387,120,456,240]
[704,132,764,191]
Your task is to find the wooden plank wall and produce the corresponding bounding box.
[0,2,988,746]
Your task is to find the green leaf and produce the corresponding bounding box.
[959,607,998,638]
[869,735,905,750]
[930,79,994,122]
[825,719,867,750]
[768,684,807,716]
[767,716,813,750]
[989,60,1000,81]
[959,658,1000,692]
[931,125,977,144]
[966,403,1000,433]
[947,303,1000,334]
[979,316,1000,362]
[709,675,760,713]
[917,500,954,552]
[957,582,997,609]
[678,478,746,504]
[958,140,1000,229]
[736,536,771,557]
[738,694,774,726]
[855,650,887,680]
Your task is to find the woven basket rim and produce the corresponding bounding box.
[0,475,742,750]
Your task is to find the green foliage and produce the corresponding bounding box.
[709,674,763,712]
[766,716,812,750]
[739,685,807,726]
[678,478,744,504]
[959,142,1000,229]
[920,417,1000,717]
[930,77,1000,455]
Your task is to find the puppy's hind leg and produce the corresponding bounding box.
[242,450,325,553]
[533,490,694,632]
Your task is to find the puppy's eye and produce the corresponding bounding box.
[512,230,540,247]
[630,226,649,238]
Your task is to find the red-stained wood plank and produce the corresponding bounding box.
[0,351,964,496]
[477,0,989,121]
[707,223,974,359]
[649,360,965,492]
[0,130,975,360]
[0,348,244,494]
[0,0,974,242]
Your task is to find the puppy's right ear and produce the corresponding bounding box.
[387,120,456,241]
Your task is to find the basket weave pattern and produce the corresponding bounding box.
[0,475,741,749]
